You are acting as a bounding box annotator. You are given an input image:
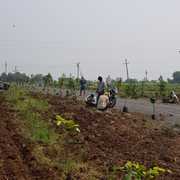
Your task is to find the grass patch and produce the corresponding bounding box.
[5,86,57,144]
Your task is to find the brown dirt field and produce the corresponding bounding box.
[46,95,180,179]
[2,91,180,179]
[0,95,59,180]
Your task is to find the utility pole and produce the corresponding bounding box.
[14,66,18,73]
[76,62,80,79]
[145,70,148,81]
[123,59,130,80]
[5,61,7,74]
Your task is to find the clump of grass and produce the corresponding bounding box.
[58,159,102,179]
[5,85,27,104]
[5,86,57,144]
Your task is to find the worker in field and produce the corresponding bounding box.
[97,92,109,110]
[170,91,179,104]
[106,75,112,90]
[80,76,87,96]
[96,76,105,104]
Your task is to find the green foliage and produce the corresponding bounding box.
[0,72,29,84]
[119,161,171,180]
[124,81,138,98]
[5,86,57,144]
[115,78,122,94]
[56,115,80,133]
[158,76,167,97]
[172,71,180,83]
[30,74,44,86]
[58,73,66,88]
[5,85,27,104]
[67,77,76,91]
[146,166,171,179]
[120,161,146,180]
[43,73,53,87]
[141,81,145,97]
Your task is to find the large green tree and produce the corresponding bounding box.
[172,71,180,83]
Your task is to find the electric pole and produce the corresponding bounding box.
[76,62,80,79]
[145,70,148,81]
[14,66,18,73]
[123,59,130,80]
[5,61,7,74]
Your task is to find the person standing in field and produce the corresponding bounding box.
[106,75,112,90]
[96,76,105,104]
[80,76,87,96]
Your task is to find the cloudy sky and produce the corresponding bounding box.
[0,0,180,80]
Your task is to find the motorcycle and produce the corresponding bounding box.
[85,88,117,108]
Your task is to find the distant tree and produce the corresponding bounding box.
[0,73,8,81]
[172,71,180,83]
[43,73,53,87]
[125,78,138,83]
[158,75,167,97]
[167,78,173,83]
[67,77,75,91]
[115,77,122,94]
[0,72,29,84]
[58,73,66,89]
[140,80,145,97]
[125,80,138,98]
[30,74,44,86]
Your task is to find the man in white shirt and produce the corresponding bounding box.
[97,94,109,110]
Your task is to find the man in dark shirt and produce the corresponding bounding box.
[80,76,87,96]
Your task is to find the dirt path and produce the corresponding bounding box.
[116,98,180,124]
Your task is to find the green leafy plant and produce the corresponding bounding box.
[119,161,146,180]
[118,161,171,180]
[146,166,171,179]
[56,115,80,133]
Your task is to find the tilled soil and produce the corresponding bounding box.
[47,95,180,179]
[2,91,180,179]
[0,95,59,180]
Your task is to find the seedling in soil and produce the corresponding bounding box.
[56,115,80,133]
[118,161,171,180]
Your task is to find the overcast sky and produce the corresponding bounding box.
[0,0,180,80]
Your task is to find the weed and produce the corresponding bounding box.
[113,161,172,180]
[56,115,80,133]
